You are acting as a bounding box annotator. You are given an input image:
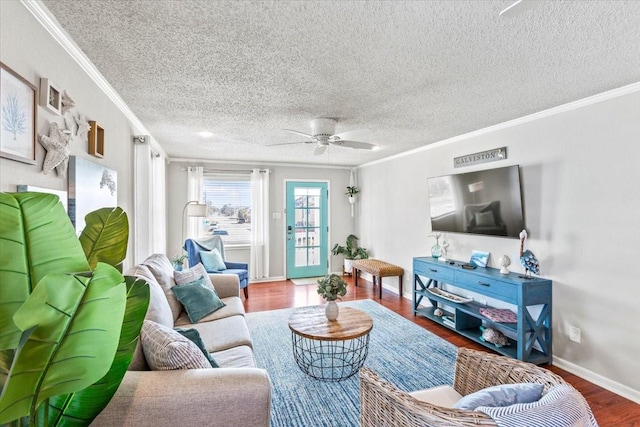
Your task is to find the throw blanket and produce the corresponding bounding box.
[477,385,599,427]
[194,236,225,259]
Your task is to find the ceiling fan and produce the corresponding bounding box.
[273,118,377,155]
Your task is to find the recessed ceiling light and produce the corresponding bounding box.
[198,131,214,138]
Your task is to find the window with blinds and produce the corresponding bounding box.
[201,172,252,245]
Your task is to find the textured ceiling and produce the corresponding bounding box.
[40,0,640,166]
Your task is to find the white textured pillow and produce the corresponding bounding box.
[174,263,215,289]
[140,320,211,370]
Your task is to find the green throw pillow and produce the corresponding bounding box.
[175,327,219,368]
[172,276,226,323]
[200,248,226,271]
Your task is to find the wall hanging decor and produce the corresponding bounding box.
[17,184,68,212]
[0,62,37,165]
[88,120,104,158]
[61,90,75,114]
[38,122,71,178]
[68,155,117,234]
[39,77,62,115]
[454,147,507,168]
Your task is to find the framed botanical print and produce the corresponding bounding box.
[0,62,37,165]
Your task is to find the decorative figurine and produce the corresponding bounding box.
[440,238,450,262]
[479,326,510,347]
[38,122,71,178]
[434,308,444,317]
[498,255,511,274]
[519,229,539,278]
[61,90,75,114]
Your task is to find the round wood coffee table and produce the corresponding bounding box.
[288,305,373,382]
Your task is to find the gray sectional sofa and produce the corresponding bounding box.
[92,254,271,426]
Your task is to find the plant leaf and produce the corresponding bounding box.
[79,207,128,272]
[43,276,150,426]
[0,192,89,351]
[0,263,126,424]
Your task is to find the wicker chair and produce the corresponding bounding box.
[360,347,577,427]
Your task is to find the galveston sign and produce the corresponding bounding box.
[454,147,507,168]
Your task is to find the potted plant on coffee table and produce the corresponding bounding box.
[331,234,368,275]
[317,274,347,321]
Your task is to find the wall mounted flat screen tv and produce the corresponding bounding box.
[428,165,524,238]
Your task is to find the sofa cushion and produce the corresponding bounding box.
[172,276,226,323]
[476,384,598,427]
[127,264,174,328]
[410,385,463,408]
[454,383,544,410]
[192,314,253,352]
[174,296,245,326]
[175,263,215,289]
[212,345,256,368]
[141,320,211,370]
[141,254,182,321]
[200,248,226,271]
[175,327,219,368]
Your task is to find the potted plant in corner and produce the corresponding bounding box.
[0,192,150,426]
[332,234,369,275]
[317,274,347,321]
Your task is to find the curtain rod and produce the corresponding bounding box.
[181,168,269,173]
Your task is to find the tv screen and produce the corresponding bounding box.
[428,165,524,238]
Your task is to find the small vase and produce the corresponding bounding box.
[173,263,183,271]
[325,301,339,321]
[431,243,442,259]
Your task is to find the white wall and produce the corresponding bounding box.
[0,1,145,270]
[356,87,640,400]
[166,162,353,279]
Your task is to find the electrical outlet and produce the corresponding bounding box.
[569,326,582,343]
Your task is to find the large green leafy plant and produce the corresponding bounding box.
[331,234,368,260]
[0,192,149,426]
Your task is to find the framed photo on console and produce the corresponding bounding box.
[0,62,37,165]
[469,250,490,268]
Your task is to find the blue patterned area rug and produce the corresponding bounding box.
[246,299,458,427]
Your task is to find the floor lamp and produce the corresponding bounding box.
[182,200,207,248]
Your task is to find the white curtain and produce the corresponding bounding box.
[186,166,204,240]
[250,168,270,279]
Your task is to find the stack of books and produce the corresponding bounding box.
[441,315,456,328]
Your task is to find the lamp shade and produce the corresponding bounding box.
[186,203,207,217]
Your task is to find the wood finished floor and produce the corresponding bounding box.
[243,276,640,426]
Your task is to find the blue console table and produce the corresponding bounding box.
[413,257,552,365]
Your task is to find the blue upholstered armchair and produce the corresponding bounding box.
[184,237,250,298]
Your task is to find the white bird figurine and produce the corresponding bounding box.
[519,229,539,278]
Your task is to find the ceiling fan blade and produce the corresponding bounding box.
[333,140,377,150]
[314,145,327,155]
[283,129,313,139]
[332,128,371,141]
[267,141,312,147]
[499,0,540,17]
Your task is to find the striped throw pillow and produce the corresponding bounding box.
[141,320,212,370]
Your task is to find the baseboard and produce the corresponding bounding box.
[552,356,640,404]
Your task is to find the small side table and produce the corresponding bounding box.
[288,306,373,382]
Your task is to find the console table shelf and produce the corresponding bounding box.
[413,257,552,365]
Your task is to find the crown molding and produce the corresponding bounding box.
[169,157,353,170]
[21,0,166,158]
[359,81,640,169]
